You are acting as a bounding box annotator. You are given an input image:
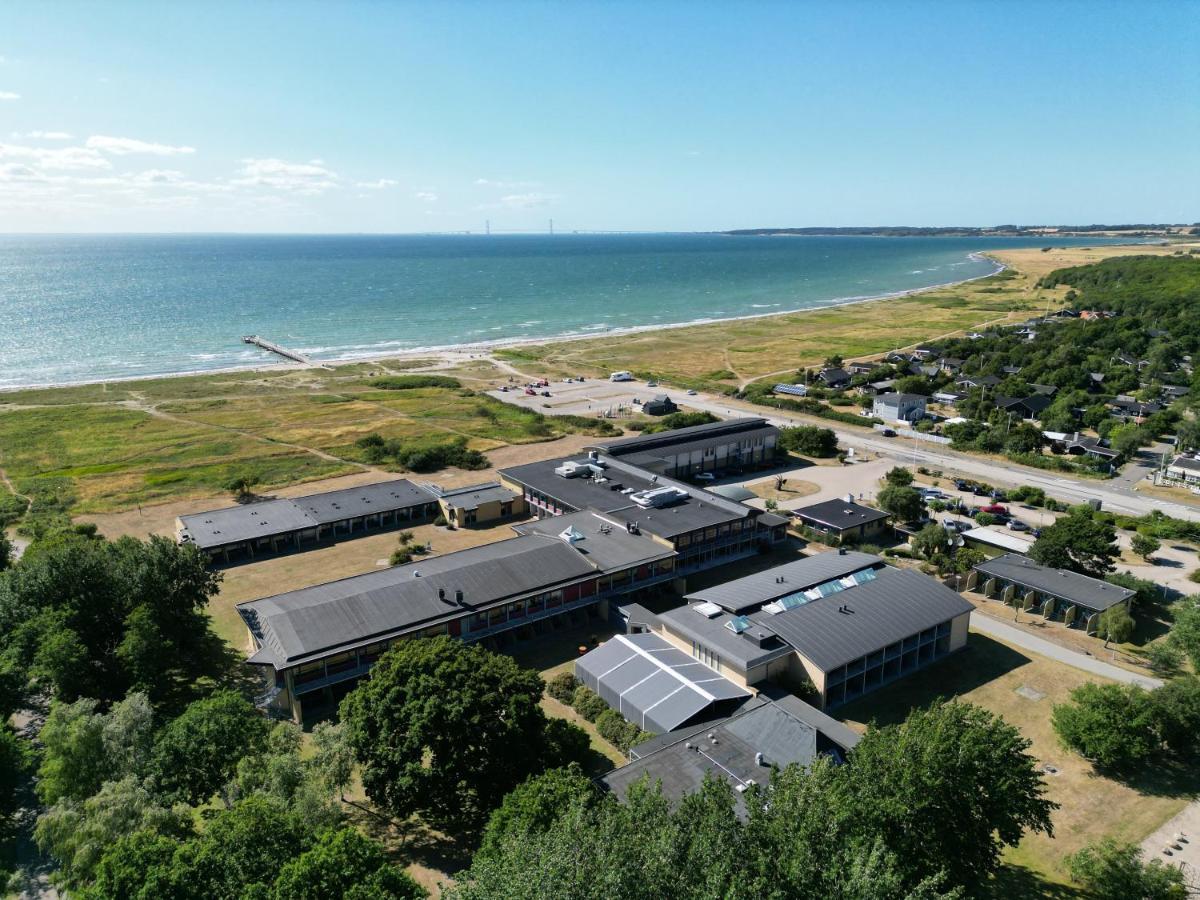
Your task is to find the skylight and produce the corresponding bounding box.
[693,601,723,619]
[725,615,752,634]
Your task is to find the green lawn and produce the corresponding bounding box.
[839,632,1197,896]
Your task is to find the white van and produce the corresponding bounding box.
[609,371,634,382]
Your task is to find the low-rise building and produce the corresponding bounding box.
[584,417,779,479]
[651,552,972,707]
[993,394,1053,421]
[643,394,679,416]
[599,694,860,814]
[961,526,1034,558]
[818,367,852,389]
[1163,453,1200,486]
[237,510,679,721]
[426,481,525,527]
[791,496,890,543]
[873,392,927,423]
[971,553,1135,630]
[177,479,440,565]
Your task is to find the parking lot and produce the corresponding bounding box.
[486,375,700,419]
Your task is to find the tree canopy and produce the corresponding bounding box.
[877,484,924,523]
[0,533,225,707]
[340,636,588,836]
[453,701,1053,898]
[1029,509,1118,578]
[1067,838,1186,900]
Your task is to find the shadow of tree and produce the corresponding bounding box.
[986,863,1085,899]
[838,634,1034,727]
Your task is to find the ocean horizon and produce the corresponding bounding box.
[0,233,1130,389]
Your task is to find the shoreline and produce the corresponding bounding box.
[0,252,1013,394]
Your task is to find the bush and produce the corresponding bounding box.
[1067,838,1187,900]
[571,686,608,723]
[595,708,640,752]
[354,432,489,473]
[884,466,913,486]
[390,547,414,566]
[433,514,448,527]
[1145,641,1184,675]
[547,672,579,704]
[370,375,461,390]
[1052,682,1159,770]
[777,425,839,458]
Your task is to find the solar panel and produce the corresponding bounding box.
[725,615,752,634]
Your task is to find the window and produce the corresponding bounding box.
[690,641,722,671]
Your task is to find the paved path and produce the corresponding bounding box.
[970,615,1163,689]
[1140,801,1200,890]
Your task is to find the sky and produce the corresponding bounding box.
[1,1,1197,233]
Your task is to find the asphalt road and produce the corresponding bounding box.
[669,387,1200,522]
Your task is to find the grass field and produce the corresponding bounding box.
[0,361,617,518]
[839,631,1198,895]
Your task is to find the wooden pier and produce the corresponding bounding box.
[242,335,324,367]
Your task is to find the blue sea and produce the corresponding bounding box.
[0,233,1130,389]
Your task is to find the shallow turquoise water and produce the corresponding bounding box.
[0,233,1127,388]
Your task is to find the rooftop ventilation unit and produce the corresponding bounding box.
[693,601,723,619]
[630,486,688,509]
[555,461,584,478]
[559,526,586,546]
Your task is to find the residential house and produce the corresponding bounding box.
[817,367,852,389]
[955,374,1001,390]
[993,394,1053,421]
[873,392,927,422]
[792,497,891,543]
[643,394,679,416]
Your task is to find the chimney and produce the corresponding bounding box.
[438,587,446,602]
[755,751,764,766]
[455,589,464,605]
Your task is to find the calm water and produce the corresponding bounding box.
[0,233,1128,388]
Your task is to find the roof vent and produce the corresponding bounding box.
[438,587,446,601]
[755,751,764,766]
[456,589,464,605]
[413,571,420,577]
[694,602,722,619]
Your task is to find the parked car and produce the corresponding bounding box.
[524,388,537,395]
[880,428,897,437]
[686,389,697,395]
[980,504,1009,516]
[646,380,658,387]
[541,390,551,397]
[991,490,1008,502]
[1007,519,1030,532]
[920,489,946,499]
[943,518,971,533]
[694,473,716,482]
[953,479,970,491]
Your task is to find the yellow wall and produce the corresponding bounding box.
[949,610,970,651]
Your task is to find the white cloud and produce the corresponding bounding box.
[13,130,73,140]
[474,177,541,189]
[86,135,196,156]
[0,142,111,170]
[499,192,558,209]
[414,190,438,202]
[233,158,338,193]
[355,178,398,189]
[0,91,19,101]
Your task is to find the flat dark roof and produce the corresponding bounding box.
[657,604,792,672]
[792,499,890,532]
[750,566,973,673]
[499,455,753,540]
[591,417,772,457]
[974,553,1134,613]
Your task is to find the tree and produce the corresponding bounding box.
[1132,532,1161,561]
[1168,595,1200,671]
[1097,604,1135,648]
[0,531,12,572]
[0,723,31,853]
[884,466,914,486]
[1144,640,1183,675]
[0,533,224,706]
[777,425,839,458]
[477,767,598,863]
[35,775,191,889]
[911,524,952,561]
[1150,676,1200,755]
[148,690,268,804]
[225,473,262,502]
[309,721,355,802]
[877,485,923,524]
[1067,838,1186,900]
[340,636,570,837]
[1005,423,1045,455]
[272,827,426,900]
[845,701,1056,889]
[1030,510,1118,578]
[37,692,154,805]
[1052,682,1159,769]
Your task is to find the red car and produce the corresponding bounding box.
[524,387,537,395]
[980,504,1009,516]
